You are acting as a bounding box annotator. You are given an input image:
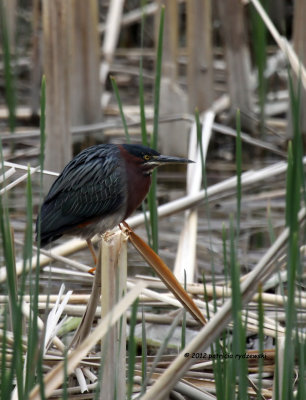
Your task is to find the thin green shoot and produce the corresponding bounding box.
[147,5,165,253]
[196,109,217,313]
[250,0,267,135]
[36,75,46,246]
[296,339,305,399]
[39,76,46,180]
[127,298,139,400]
[267,203,276,243]
[203,268,226,400]
[62,349,69,399]
[0,139,24,398]
[0,305,8,398]
[0,0,16,133]
[229,215,248,399]
[151,5,164,150]
[211,338,225,400]
[257,285,264,399]
[202,273,210,323]
[141,307,147,395]
[144,311,183,387]
[110,76,130,144]
[180,270,187,351]
[141,202,152,249]
[139,1,154,248]
[33,76,47,399]
[23,167,37,397]
[195,108,205,169]
[281,69,303,399]
[139,0,148,147]
[222,223,229,286]
[235,109,242,238]
[274,328,280,400]
[147,171,158,252]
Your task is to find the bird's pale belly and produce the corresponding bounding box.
[67,210,126,240]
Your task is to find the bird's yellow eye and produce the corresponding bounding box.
[143,154,151,161]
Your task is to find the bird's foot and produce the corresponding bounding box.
[88,267,96,275]
[119,221,132,234]
[86,238,97,275]
[100,230,116,241]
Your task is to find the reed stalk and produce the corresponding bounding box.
[100,231,128,400]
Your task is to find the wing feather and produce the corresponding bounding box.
[37,144,126,243]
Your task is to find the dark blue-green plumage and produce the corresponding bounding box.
[36,143,192,246]
[37,144,127,245]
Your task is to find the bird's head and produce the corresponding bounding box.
[121,144,194,175]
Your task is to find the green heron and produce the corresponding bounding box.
[36,143,192,261]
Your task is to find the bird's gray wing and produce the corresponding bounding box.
[37,145,126,243]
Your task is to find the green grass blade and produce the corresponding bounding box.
[145,311,182,387]
[110,76,130,144]
[281,67,303,400]
[202,273,211,321]
[0,148,17,307]
[32,75,47,399]
[211,337,226,399]
[36,75,46,244]
[195,108,204,169]
[250,0,267,134]
[1,305,9,398]
[147,172,158,252]
[197,110,227,397]
[139,0,148,146]
[267,203,276,243]
[236,109,242,238]
[222,223,229,285]
[282,233,298,399]
[274,332,280,400]
[25,212,42,396]
[40,76,46,175]
[141,307,147,395]
[127,298,139,400]
[0,140,24,398]
[196,109,218,315]
[23,166,45,399]
[38,77,47,399]
[285,142,293,226]
[204,265,226,400]
[62,349,69,400]
[23,167,35,396]
[296,339,305,399]
[180,270,187,351]
[146,5,165,253]
[151,5,164,150]
[229,215,248,399]
[139,1,154,248]
[0,0,16,133]
[257,285,264,399]
[141,202,152,248]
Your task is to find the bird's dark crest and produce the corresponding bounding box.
[122,144,160,160]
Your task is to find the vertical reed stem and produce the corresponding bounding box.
[100,230,127,400]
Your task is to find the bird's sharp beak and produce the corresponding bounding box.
[153,155,194,165]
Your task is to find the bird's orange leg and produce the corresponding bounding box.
[87,238,97,274]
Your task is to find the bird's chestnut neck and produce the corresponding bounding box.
[118,145,152,219]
